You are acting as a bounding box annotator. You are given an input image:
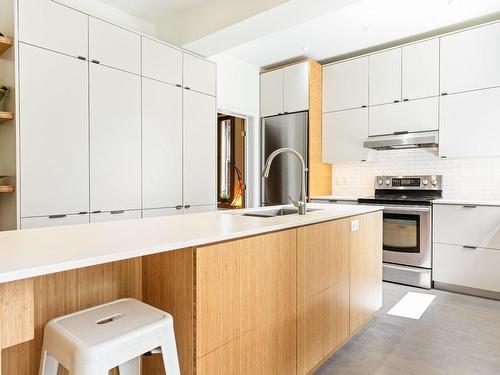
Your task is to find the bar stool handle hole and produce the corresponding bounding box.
[96,313,125,325]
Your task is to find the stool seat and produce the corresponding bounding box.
[40,298,180,375]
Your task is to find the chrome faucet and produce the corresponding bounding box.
[262,148,307,215]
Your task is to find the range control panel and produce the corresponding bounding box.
[374,175,443,190]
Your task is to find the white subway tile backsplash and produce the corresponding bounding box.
[332,148,500,200]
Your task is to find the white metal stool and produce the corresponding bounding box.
[39,298,181,375]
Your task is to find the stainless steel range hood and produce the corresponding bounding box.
[363,131,438,150]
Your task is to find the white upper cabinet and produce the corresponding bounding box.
[142,37,182,86]
[90,64,142,212]
[323,57,368,112]
[369,97,438,136]
[19,0,88,58]
[261,62,310,117]
[142,78,183,210]
[441,22,500,95]
[283,62,309,113]
[369,49,402,106]
[439,87,500,159]
[183,90,216,207]
[322,108,368,163]
[19,44,89,217]
[183,53,216,96]
[402,39,440,100]
[260,69,284,117]
[89,17,141,74]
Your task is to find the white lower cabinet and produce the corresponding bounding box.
[142,78,183,209]
[142,207,184,218]
[434,204,500,250]
[439,87,500,159]
[434,243,500,293]
[183,90,216,207]
[21,214,89,229]
[369,97,438,136]
[19,44,89,218]
[322,108,368,163]
[90,210,141,223]
[90,64,142,212]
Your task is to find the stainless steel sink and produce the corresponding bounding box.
[241,208,322,218]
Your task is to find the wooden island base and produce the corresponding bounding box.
[0,212,382,375]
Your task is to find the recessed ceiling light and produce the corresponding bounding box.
[447,0,455,4]
[303,47,309,51]
[364,26,373,32]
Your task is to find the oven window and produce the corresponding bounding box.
[383,213,420,253]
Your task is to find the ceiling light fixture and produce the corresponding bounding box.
[303,47,309,51]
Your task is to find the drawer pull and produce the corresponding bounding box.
[110,210,125,215]
[49,214,67,219]
[176,205,183,210]
[328,199,338,203]
[463,245,477,250]
[463,205,477,208]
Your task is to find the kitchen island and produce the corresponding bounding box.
[0,204,383,374]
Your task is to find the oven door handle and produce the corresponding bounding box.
[383,205,431,213]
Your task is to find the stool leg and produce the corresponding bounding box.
[39,350,59,375]
[118,357,141,374]
[159,322,181,375]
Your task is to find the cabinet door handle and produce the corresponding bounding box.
[91,210,102,214]
[77,56,86,61]
[441,92,448,96]
[91,59,100,64]
[463,205,477,208]
[176,84,182,88]
[393,100,400,103]
[110,210,125,215]
[176,205,183,210]
[328,199,338,203]
[403,98,409,102]
[184,87,191,90]
[394,131,409,135]
[463,245,477,250]
[78,211,88,215]
[49,214,67,219]
[361,105,367,108]
[184,205,191,209]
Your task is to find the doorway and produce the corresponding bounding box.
[217,114,246,209]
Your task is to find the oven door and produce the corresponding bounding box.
[382,205,432,269]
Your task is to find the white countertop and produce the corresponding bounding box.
[434,199,500,207]
[0,204,382,284]
[311,196,359,201]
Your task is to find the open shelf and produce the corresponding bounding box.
[0,111,14,124]
[0,36,13,56]
[0,185,15,193]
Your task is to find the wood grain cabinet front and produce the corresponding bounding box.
[195,229,297,375]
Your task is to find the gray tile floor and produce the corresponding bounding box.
[315,282,500,375]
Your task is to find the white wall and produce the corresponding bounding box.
[57,0,156,36]
[331,148,500,201]
[209,52,261,208]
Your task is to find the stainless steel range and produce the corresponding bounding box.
[358,175,443,289]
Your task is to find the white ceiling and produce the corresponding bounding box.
[218,0,500,68]
[96,0,211,23]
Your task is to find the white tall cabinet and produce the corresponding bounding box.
[16,0,217,229]
[89,64,142,213]
[19,43,89,219]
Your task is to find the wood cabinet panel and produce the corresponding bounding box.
[297,219,350,301]
[297,220,350,374]
[349,212,383,334]
[196,229,296,374]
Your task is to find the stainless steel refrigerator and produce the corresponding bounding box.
[261,112,308,206]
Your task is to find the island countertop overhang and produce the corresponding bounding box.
[0,203,383,284]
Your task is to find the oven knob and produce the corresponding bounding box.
[431,177,438,186]
[422,179,429,186]
[378,179,383,185]
[385,179,391,186]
